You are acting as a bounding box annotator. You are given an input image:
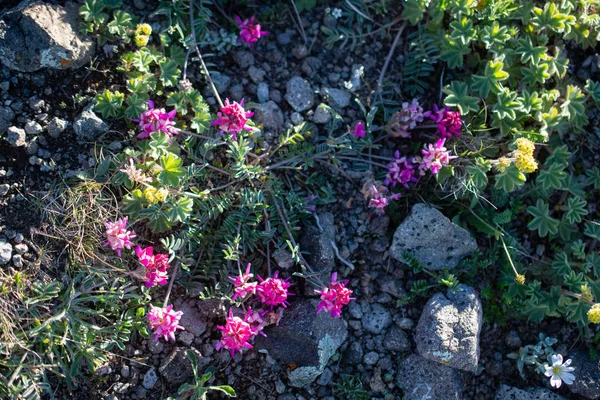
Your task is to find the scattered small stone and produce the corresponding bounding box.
[233,50,255,69]
[253,101,284,133]
[248,66,266,83]
[95,365,112,376]
[505,330,522,349]
[210,72,231,93]
[147,339,164,355]
[397,317,415,330]
[0,184,9,197]
[342,341,363,365]
[178,331,194,346]
[257,82,270,104]
[25,120,43,135]
[290,112,303,125]
[348,301,363,319]
[292,44,308,59]
[173,300,207,337]
[276,32,291,45]
[120,365,130,379]
[73,105,109,140]
[317,368,333,386]
[47,117,67,138]
[285,76,315,112]
[274,249,295,270]
[364,351,380,365]
[495,384,566,400]
[415,284,482,372]
[14,243,28,254]
[14,233,24,244]
[321,87,351,110]
[390,203,477,270]
[313,104,331,124]
[396,354,466,400]
[12,254,23,268]
[362,303,392,335]
[7,126,26,147]
[384,326,411,352]
[26,141,39,155]
[159,347,198,385]
[142,367,158,389]
[0,107,15,134]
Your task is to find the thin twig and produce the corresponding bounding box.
[377,22,407,91]
[289,0,308,45]
[189,0,224,108]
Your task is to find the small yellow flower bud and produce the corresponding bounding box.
[135,34,149,47]
[515,274,526,285]
[144,187,159,204]
[515,138,535,155]
[588,303,600,324]
[581,285,594,302]
[496,157,511,172]
[135,23,152,36]
[155,188,169,202]
[515,153,538,173]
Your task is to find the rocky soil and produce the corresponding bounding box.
[0,1,598,400]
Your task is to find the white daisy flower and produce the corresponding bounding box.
[544,354,575,388]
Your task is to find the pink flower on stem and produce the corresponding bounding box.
[235,16,269,47]
[135,246,171,287]
[147,304,185,342]
[133,100,179,139]
[419,138,457,175]
[388,99,424,138]
[353,122,366,138]
[104,217,136,257]
[256,271,292,308]
[316,272,355,318]
[367,185,401,216]
[245,306,268,337]
[385,151,419,188]
[423,105,462,138]
[211,98,254,140]
[216,309,257,357]
[229,263,258,300]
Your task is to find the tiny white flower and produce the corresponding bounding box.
[332,8,343,19]
[544,354,575,388]
[343,81,354,90]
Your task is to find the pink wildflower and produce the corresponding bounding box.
[104,217,136,257]
[256,271,292,308]
[353,122,366,138]
[423,105,462,138]
[133,100,179,139]
[235,16,269,47]
[367,185,401,216]
[419,138,457,175]
[229,263,258,300]
[147,304,184,342]
[385,151,419,188]
[135,246,170,287]
[245,307,268,337]
[211,98,254,140]
[120,158,150,184]
[216,309,257,357]
[388,99,424,138]
[316,272,355,318]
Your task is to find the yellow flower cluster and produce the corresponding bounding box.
[134,24,152,47]
[496,157,511,172]
[588,303,600,324]
[514,274,526,285]
[581,284,594,302]
[144,187,168,204]
[514,138,538,173]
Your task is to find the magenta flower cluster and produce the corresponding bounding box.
[235,16,269,47]
[419,138,457,174]
[211,98,254,140]
[364,184,401,216]
[147,304,185,342]
[316,273,355,318]
[103,219,183,343]
[136,246,171,287]
[389,99,425,138]
[385,151,419,189]
[423,105,462,138]
[133,100,179,140]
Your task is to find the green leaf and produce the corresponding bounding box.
[167,197,194,223]
[466,158,491,189]
[585,80,600,105]
[545,48,568,78]
[585,167,600,189]
[494,164,526,192]
[80,0,108,24]
[527,199,559,237]
[521,62,550,86]
[158,153,185,186]
[471,59,509,98]
[107,10,133,38]
[443,81,480,114]
[440,38,470,69]
[515,36,547,65]
[169,45,187,67]
[519,89,543,114]
[94,90,124,119]
[125,94,148,119]
[544,144,571,166]
[525,302,548,323]
[402,0,427,25]
[209,386,237,397]
[531,3,575,33]
[537,162,567,191]
[449,16,476,46]
[132,50,155,73]
[493,88,522,120]
[481,21,511,49]
[584,221,600,240]
[561,85,587,129]
[159,59,180,87]
[552,251,573,275]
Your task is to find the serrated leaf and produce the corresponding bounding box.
[443,81,480,114]
[527,199,559,237]
[493,88,522,120]
[94,89,124,119]
[495,164,526,192]
[586,167,600,189]
[537,162,567,191]
[159,59,181,87]
[158,153,185,186]
[125,94,148,119]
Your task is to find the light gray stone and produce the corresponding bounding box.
[495,384,566,400]
[384,326,411,352]
[210,72,230,93]
[285,76,314,112]
[74,105,109,140]
[7,126,26,147]
[14,243,28,254]
[0,184,9,197]
[321,87,351,110]
[0,240,12,265]
[568,349,600,399]
[173,299,207,337]
[390,203,477,270]
[47,117,68,138]
[254,299,347,388]
[257,82,269,104]
[0,107,14,134]
[142,367,158,389]
[253,101,284,133]
[415,285,482,372]
[313,104,331,124]
[0,1,94,72]
[12,254,23,268]
[25,120,42,135]
[396,354,466,400]
[362,303,392,335]
[159,347,200,385]
[248,66,266,83]
[233,50,254,69]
